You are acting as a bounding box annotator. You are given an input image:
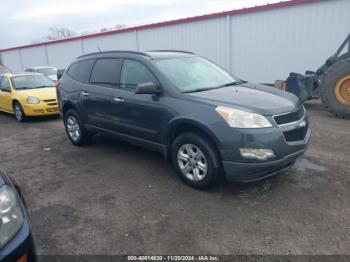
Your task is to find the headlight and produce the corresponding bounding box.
[26,96,40,104]
[0,185,24,247]
[216,106,272,128]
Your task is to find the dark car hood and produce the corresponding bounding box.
[187,82,301,116]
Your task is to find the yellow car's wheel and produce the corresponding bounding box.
[13,101,26,122]
[320,58,350,119]
[335,75,350,106]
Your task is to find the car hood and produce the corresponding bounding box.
[16,87,57,100]
[186,82,301,116]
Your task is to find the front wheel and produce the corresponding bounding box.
[64,109,92,146]
[171,132,221,189]
[13,102,26,122]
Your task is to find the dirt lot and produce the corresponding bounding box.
[0,100,349,255]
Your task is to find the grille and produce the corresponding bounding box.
[274,107,304,125]
[46,108,59,113]
[43,99,58,106]
[283,123,309,142]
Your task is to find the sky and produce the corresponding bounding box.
[0,0,286,49]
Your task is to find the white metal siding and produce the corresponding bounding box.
[230,0,350,82]
[82,31,137,53]
[46,40,83,69]
[1,0,349,83]
[21,46,47,69]
[1,50,22,72]
[138,17,228,68]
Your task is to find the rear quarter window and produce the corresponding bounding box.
[67,59,95,83]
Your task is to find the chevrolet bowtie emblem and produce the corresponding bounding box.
[299,121,307,128]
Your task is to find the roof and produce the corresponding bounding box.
[78,50,151,59]
[146,51,196,59]
[0,0,322,52]
[77,50,195,59]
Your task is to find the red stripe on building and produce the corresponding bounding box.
[0,0,323,52]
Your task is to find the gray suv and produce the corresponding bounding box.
[57,51,310,189]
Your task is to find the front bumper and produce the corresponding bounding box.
[23,103,59,116]
[0,219,36,262]
[217,111,310,182]
[223,149,305,182]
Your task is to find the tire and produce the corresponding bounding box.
[320,58,350,119]
[13,102,26,122]
[64,109,92,146]
[171,132,221,189]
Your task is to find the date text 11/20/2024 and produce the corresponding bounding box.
[127,255,220,261]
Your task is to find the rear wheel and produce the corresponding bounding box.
[64,109,92,146]
[171,132,221,189]
[13,102,26,122]
[320,59,350,118]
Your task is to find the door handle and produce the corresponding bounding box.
[113,97,125,102]
[81,91,89,96]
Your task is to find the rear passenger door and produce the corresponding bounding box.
[83,58,123,129]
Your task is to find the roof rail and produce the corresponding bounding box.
[148,50,195,54]
[78,50,151,59]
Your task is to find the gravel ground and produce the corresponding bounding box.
[0,100,349,255]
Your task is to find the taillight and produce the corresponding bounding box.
[55,80,61,89]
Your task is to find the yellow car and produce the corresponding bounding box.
[0,73,59,121]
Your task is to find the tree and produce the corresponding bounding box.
[45,27,76,41]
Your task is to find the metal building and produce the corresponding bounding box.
[0,0,349,83]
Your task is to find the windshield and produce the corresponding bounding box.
[153,57,238,93]
[36,67,57,75]
[11,75,55,90]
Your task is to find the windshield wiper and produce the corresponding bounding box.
[35,85,52,88]
[16,87,32,90]
[183,87,221,93]
[183,81,246,93]
[216,81,244,88]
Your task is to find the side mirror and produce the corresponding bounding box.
[135,82,161,95]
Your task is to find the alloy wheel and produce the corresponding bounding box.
[66,115,81,142]
[177,144,208,182]
[14,104,23,121]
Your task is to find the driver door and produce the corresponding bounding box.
[0,76,13,113]
[110,59,164,143]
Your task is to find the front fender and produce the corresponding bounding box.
[166,117,221,148]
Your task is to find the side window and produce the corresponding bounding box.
[90,59,122,86]
[120,60,157,90]
[0,77,11,92]
[67,59,95,83]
